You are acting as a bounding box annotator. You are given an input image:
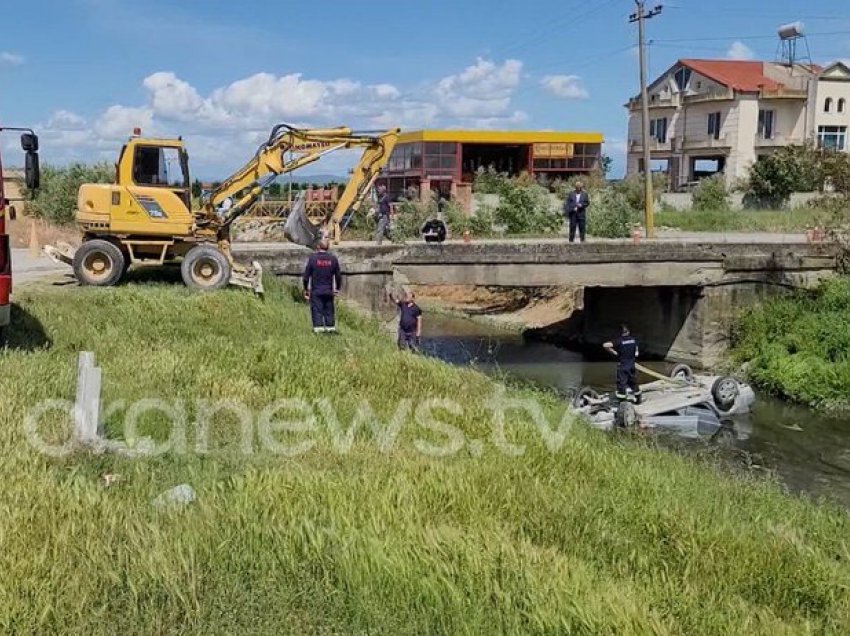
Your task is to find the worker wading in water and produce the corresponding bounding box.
[604,325,642,403]
[303,239,342,333]
[389,290,423,351]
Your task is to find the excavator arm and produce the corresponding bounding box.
[202,124,400,246]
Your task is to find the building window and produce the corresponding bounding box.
[839,98,847,113]
[673,67,692,91]
[758,109,775,140]
[817,125,847,151]
[825,97,833,113]
[707,112,722,140]
[649,117,668,143]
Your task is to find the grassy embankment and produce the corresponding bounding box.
[655,207,836,233]
[732,277,850,413]
[1,276,849,633]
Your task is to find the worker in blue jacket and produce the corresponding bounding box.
[604,325,642,403]
[303,240,342,333]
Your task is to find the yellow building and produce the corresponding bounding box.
[380,129,604,203]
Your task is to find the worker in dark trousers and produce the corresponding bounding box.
[390,290,423,351]
[303,239,342,333]
[604,325,642,403]
[373,184,393,245]
[564,181,590,243]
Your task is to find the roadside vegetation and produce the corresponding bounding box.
[732,277,850,413]
[1,277,849,632]
[24,162,113,225]
[20,145,850,241]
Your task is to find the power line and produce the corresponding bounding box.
[652,29,850,43]
[497,0,622,59]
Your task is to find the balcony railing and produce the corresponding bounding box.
[682,135,730,150]
[754,134,803,147]
[628,138,673,153]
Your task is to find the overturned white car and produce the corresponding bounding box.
[572,364,755,439]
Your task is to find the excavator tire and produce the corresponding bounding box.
[181,245,232,291]
[73,239,126,287]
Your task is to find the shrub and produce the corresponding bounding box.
[494,181,560,235]
[692,174,730,211]
[587,189,641,238]
[25,162,115,224]
[392,200,432,240]
[745,145,825,208]
[472,168,510,195]
[444,201,494,237]
[732,277,850,411]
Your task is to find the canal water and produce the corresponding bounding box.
[420,314,850,509]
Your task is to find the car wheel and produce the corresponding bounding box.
[712,376,740,412]
[72,239,126,287]
[670,363,694,381]
[181,245,232,291]
[572,386,600,409]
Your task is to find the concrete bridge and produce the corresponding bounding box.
[236,238,840,366]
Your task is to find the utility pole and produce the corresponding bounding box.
[630,1,662,239]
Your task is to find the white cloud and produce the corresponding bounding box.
[726,41,755,61]
[435,58,523,119]
[95,105,155,140]
[541,75,589,100]
[143,72,204,120]
[47,110,87,130]
[0,51,24,66]
[33,57,530,175]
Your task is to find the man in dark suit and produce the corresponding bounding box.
[564,181,590,243]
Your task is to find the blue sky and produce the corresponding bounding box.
[1,0,849,178]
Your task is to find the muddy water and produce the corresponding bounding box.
[421,314,850,509]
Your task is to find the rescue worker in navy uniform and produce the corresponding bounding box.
[390,290,423,351]
[303,240,342,333]
[604,325,642,404]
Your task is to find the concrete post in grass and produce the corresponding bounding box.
[74,351,103,445]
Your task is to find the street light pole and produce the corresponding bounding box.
[630,1,662,239]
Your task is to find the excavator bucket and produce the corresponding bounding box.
[283,198,321,248]
[229,260,265,296]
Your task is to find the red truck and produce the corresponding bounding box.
[0,127,40,342]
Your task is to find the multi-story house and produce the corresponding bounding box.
[625,59,850,190]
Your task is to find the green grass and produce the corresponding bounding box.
[732,277,850,412]
[655,207,836,233]
[1,276,849,633]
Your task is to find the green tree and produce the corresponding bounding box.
[25,162,115,224]
[746,145,825,207]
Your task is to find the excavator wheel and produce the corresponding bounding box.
[73,239,126,287]
[181,245,232,291]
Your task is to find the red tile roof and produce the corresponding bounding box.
[679,60,780,92]
[678,59,823,92]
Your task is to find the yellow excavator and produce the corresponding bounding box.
[46,124,400,293]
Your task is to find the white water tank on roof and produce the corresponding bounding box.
[778,22,804,40]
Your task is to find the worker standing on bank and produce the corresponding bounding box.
[374,184,393,245]
[390,290,423,352]
[564,181,590,243]
[604,325,642,403]
[303,239,342,333]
